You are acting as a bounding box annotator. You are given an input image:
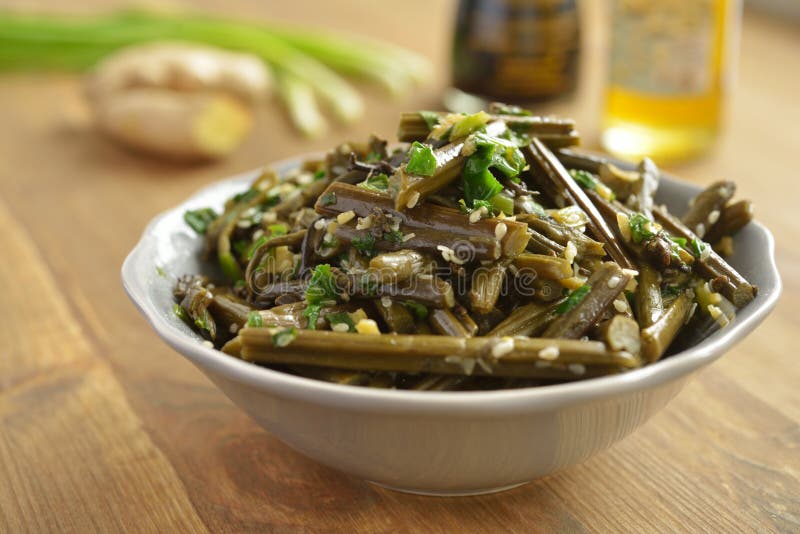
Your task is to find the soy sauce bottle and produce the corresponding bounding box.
[451,0,581,106]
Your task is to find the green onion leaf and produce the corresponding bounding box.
[570,169,598,190]
[247,311,264,327]
[690,238,708,258]
[491,104,532,116]
[406,141,437,176]
[325,311,355,332]
[404,300,429,320]
[449,111,490,140]
[173,303,191,323]
[313,169,326,180]
[303,264,341,329]
[183,207,218,234]
[272,327,297,347]
[419,110,441,129]
[358,173,390,192]
[670,236,688,247]
[628,213,657,244]
[556,284,592,314]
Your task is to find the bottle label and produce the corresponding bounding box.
[610,0,716,95]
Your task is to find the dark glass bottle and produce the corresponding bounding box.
[451,0,581,103]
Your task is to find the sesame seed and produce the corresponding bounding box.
[331,322,350,333]
[568,363,586,375]
[201,340,214,348]
[252,229,264,241]
[708,210,720,224]
[617,213,632,242]
[381,296,392,308]
[313,218,327,230]
[262,212,277,223]
[491,337,515,359]
[356,215,373,230]
[401,232,416,242]
[406,191,420,209]
[229,324,239,334]
[495,222,507,240]
[337,210,356,224]
[469,206,486,223]
[538,346,560,360]
[564,241,577,264]
[607,275,621,289]
[613,298,627,313]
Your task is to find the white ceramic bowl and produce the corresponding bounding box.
[122,156,780,495]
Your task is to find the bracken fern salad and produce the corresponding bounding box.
[173,103,756,391]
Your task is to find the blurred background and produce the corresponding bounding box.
[0,1,797,172]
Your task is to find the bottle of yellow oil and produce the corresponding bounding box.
[602,0,742,163]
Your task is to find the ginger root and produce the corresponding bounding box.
[86,42,271,161]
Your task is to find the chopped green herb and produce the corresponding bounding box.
[570,169,598,190]
[303,264,341,329]
[246,235,269,260]
[690,238,708,258]
[173,303,190,323]
[492,104,532,116]
[247,311,264,327]
[419,110,441,129]
[183,207,218,234]
[406,141,437,176]
[670,236,688,248]
[194,314,212,332]
[449,111,490,140]
[383,230,404,243]
[325,311,355,332]
[461,133,525,209]
[232,188,258,203]
[219,252,242,281]
[272,327,297,347]
[268,223,288,236]
[491,194,515,216]
[404,301,429,320]
[313,169,326,180]
[319,191,337,206]
[365,151,382,163]
[155,265,167,278]
[628,213,657,244]
[358,173,390,192]
[351,234,377,257]
[556,284,592,314]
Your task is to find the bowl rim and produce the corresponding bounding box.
[122,154,782,416]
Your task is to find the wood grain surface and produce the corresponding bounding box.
[0,1,798,532]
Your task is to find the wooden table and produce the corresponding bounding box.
[1,1,798,532]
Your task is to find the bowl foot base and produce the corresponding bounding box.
[368,480,530,497]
